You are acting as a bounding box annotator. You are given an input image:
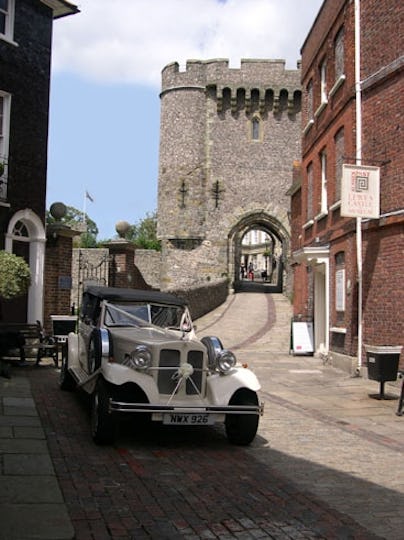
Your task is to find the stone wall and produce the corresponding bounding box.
[45,240,226,330]
[70,246,226,320]
[168,279,229,321]
[134,249,161,290]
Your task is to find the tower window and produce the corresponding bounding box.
[251,117,261,141]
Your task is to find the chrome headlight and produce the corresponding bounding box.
[217,349,236,373]
[130,345,152,369]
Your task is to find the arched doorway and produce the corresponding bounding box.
[228,212,290,294]
[4,209,46,323]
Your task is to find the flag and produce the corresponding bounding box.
[86,190,94,202]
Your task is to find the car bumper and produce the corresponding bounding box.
[109,400,264,416]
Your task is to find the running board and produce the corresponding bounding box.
[70,366,100,387]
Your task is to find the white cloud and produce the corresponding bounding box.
[52,0,323,87]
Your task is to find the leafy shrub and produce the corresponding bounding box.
[0,251,31,299]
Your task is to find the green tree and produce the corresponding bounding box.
[46,205,98,247]
[126,211,161,251]
[0,251,31,299]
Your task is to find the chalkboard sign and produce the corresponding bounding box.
[291,321,314,355]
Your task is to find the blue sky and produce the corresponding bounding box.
[47,0,323,240]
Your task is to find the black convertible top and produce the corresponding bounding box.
[84,286,187,307]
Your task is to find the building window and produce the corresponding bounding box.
[320,150,328,214]
[335,252,345,313]
[0,0,15,41]
[320,60,327,104]
[334,28,345,81]
[307,79,313,120]
[334,128,344,202]
[307,162,313,220]
[0,91,11,200]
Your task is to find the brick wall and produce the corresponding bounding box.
[0,0,53,220]
[294,0,403,368]
[44,231,75,333]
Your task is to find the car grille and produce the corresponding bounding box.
[157,349,204,395]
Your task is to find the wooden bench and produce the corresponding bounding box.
[0,322,59,367]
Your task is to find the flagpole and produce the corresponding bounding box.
[83,191,87,231]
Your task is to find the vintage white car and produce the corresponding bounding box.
[60,286,263,445]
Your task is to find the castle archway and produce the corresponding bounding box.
[228,212,290,293]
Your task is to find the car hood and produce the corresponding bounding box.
[107,325,200,346]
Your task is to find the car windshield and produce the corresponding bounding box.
[104,301,187,329]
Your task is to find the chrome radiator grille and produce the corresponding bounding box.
[157,349,204,395]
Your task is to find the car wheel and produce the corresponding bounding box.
[59,343,76,391]
[201,336,224,369]
[91,380,115,445]
[225,389,259,446]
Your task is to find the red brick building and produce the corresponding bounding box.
[290,0,403,372]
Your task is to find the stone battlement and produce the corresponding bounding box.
[162,58,301,92]
[161,58,302,114]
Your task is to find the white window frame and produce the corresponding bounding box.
[0,91,11,200]
[0,0,16,44]
[335,268,346,312]
[306,162,313,220]
[334,128,344,203]
[320,60,327,104]
[320,150,328,214]
[315,60,328,118]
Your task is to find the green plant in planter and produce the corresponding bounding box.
[0,251,31,299]
[0,162,4,177]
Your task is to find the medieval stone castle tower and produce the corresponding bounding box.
[157,58,301,294]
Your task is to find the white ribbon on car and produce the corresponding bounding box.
[166,362,202,404]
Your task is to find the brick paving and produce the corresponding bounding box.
[4,291,402,540]
[28,365,380,540]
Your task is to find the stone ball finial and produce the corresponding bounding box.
[49,202,67,221]
[115,220,130,238]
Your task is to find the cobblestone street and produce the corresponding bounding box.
[27,364,379,540]
[21,292,403,540]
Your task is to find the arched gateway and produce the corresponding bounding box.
[229,211,290,294]
[157,59,301,295]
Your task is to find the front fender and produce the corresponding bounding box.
[102,363,159,402]
[206,367,261,406]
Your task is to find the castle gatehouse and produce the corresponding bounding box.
[157,58,301,295]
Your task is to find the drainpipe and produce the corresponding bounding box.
[355,0,363,374]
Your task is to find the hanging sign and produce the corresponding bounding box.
[341,164,380,219]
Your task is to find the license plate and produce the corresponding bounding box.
[163,413,214,425]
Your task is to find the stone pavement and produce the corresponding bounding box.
[0,291,403,539]
[196,292,404,540]
[0,372,74,539]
